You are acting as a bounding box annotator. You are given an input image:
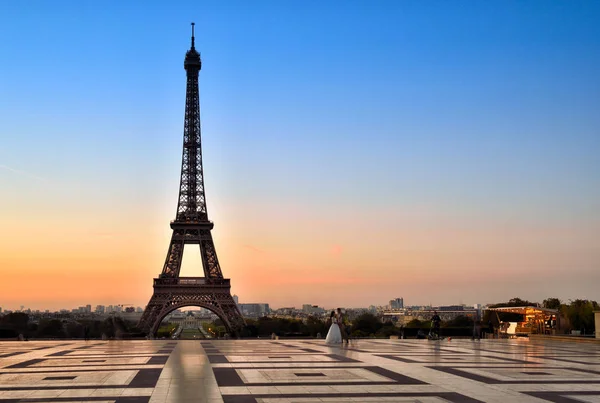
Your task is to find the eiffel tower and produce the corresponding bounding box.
[138,23,245,337]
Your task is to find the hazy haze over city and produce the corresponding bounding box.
[1,1,599,311]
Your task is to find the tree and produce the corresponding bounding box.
[375,324,401,337]
[405,319,424,328]
[37,319,66,338]
[443,315,474,328]
[0,312,30,334]
[564,299,598,333]
[65,321,84,338]
[352,313,382,335]
[543,298,561,310]
[305,316,328,337]
[241,321,258,337]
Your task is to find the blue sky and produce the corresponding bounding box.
[1,1,599,308]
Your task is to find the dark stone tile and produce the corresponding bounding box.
[222,392,484,403]
[147,355,169,365]
[5,358,45,369]
[428,366,600,385]
[214,367,245,386]
[129,368,163,388]
[115,398,151,403]
[208,354,229,363]
[522,371,553,375]
[524,391,600,403]
[0,351,26,358]
[222,396,256,403]
[570,367,600,375]
[378,354,530,364]
[47,350,74,357]
[534,356,600,365]
[365,366,428,385]
[300,348,322,353]
[211,364,426,387]
[326,353,360,363]
[294,372,325,377]
[43,376,77,380]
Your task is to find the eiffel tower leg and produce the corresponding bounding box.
[199,230,224,279]
[219,297,245,335]
[162,230,185,277]
[138,293,167,335]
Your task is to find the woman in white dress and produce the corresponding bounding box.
[325,310,342,344]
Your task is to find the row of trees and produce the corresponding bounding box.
[1,296,597,339]
[543,298,598,333]
[237,313,478,339]
[0,313,140,339]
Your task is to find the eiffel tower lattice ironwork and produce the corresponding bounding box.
[138,23,245,337]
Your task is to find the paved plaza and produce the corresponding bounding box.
[1,339,600,402]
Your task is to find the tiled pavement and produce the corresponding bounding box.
[1,339,600,402]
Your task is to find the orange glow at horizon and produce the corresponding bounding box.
[1,200,598,311]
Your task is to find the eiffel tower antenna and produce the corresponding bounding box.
[191,22,195,49]
[138,24,245,337]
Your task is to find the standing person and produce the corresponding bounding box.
[325,311,342,344]
[487,320,494,339]
[431,311,441,338]
[472,320,481,341]
[337,308,349,344]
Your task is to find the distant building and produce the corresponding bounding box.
[302,304,325,315]
[274,307,296,316]
[389,298,404,310]
[95,305,105,314]
[233,295,239,304]
[239,303,270,317]
[438,305,464,311]
[85,304,92,313]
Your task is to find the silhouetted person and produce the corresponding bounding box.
[472,320,481,341]
[431,311,441,337]
[337,308,350,344]
[488,320,494,338]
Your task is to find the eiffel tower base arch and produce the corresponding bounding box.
[138,278,245,337]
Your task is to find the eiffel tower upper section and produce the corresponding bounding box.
[175,22,209,226]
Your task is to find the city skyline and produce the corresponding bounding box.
[1,1,599,311]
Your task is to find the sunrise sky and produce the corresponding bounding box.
[1,1,599,311]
